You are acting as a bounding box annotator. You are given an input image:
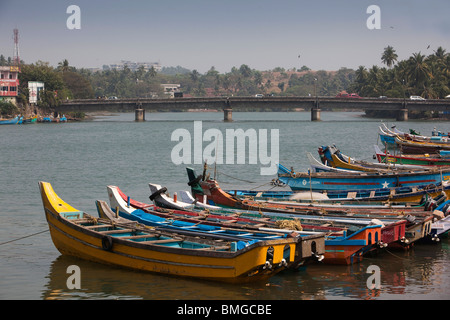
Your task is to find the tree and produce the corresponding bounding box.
[408,52,432,89]
[57,59,71,73]
[381,46,398,68]
[62,71,95,99]
[190,69,200,82]
[239,64,252,78]
[148,66,157,78]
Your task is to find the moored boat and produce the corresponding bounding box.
[109,184,390,265]
[21,115,38,124]
[188,166,449,213]
[0,116,20,125]
[277,163,450,192]
[186,167,443,249]
[97,197,326,268]
[394,136,450,154]
[374,145,450,167]
[318,145,431,172]
[39,181,306,283]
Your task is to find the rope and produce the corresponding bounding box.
[384,248,410,260]
[0,229,49,246]
[217,171,255,184]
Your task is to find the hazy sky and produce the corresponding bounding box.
[0,0,448,73]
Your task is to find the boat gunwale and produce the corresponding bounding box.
[44,206,303,260]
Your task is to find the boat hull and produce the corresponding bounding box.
[375,150,450,167]
[0,116,19,125]
[39,182,300,283]
[278,164,450,192]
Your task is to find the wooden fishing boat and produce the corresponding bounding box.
[277,162,450,192]
[186,167,443,248]
[382,123,450,143]
[374,145,450,167]
[379,124,428,146]
[318,145,432,173]
[380,123,450,154]
[188,166,447,214]
[97,198,327,268]
[0,116,20,125]
[109,185,283,228]
[105,187,305,242]
[109,184,391,265]
[39,181,309,283]
[394,136,450,155]
[21,115,38,124]
[111,185,348,237]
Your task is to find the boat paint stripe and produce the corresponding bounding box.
[47,216,234,270]
[323,182,378,185]
[399,180,435,184]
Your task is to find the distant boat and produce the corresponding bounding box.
[21,116,38,124]
[0,116,20,125]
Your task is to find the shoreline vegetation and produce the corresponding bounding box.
[0,45,448,120]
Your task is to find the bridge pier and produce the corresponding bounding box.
[311,108,321,121]
[223,108,232,122]
[396,109,408,121]
[135,108,145,121]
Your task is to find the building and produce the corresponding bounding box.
[28,81,45,105]
[0,66,19,104]
[161,84,181,98]
[103,60,162,72]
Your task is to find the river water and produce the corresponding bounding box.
[0,111,449,301]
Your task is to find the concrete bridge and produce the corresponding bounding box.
[58,96,450,121]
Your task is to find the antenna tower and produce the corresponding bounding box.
[13,28,20,69]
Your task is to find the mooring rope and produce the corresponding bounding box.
[0,229,49,246]
[217,170,256,184]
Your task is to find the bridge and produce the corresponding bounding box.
[58,96,450,121]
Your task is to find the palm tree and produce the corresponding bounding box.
[434,46,447,60]
[381,46,398,68]
[408,52,432,89]
[148,66,157,78]
[57,59,70,73]
[190,69,200,82]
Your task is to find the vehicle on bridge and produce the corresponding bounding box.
[410,95,425,100]
[336,91,361,98]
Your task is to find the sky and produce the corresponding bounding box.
[0,0,449,73]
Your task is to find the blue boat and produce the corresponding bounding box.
[104,185,320,242]
[0,116,20,125]
[104,185,383,265]
[277,163,450,192]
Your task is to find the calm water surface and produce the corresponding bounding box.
[0,111,449,300]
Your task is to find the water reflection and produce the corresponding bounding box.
[42,256,255,300]
[41,239,449,300]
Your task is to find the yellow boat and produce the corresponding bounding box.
[39,181,309,283]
